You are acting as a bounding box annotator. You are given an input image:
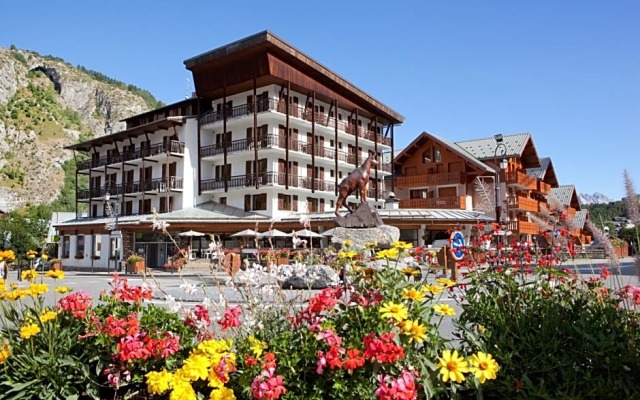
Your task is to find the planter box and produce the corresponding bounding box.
[51,262,62,271]
[277,257,290,266]
[126,261,145,274]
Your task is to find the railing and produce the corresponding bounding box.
[507,219,539,235]
[77,176,183,200]
[77,141,185,170]
[505,170,537,190]
[395,172,463,188]
[200,134,392,172]
[567,207,577,218]
[507,195,539,212]
[201,172,393,196]
[537,180,551,194]
[399,196,467,209]
[200,97,392,146]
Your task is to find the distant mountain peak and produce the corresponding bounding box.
[580,192,612,205]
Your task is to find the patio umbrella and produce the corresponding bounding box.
[230,228,260,248]
[294,229,323,238]
[178,230,205,258]
[230,229,260,237]
[259,229,291,238]
[321,229,335,237]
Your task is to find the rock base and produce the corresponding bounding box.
[335,202,383,228]
[331,225,400,249]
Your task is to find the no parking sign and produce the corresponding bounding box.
[450,230,466,261]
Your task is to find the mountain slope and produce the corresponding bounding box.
[579,192,612,205]
[0,46,161,210]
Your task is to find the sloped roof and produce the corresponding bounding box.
[280,209,494,223]
[527,157,560,188]
[574,210,589,229]
[455,133,541,168]
[550,185,581,209]
[394,131,495,174]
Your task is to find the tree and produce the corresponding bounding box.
[0,204,52,261]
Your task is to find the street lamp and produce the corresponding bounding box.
[104,191,120,272]
[493,134,508,266]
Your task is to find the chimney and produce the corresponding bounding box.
[385,192,399,210]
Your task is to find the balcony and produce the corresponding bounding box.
[507,219,539,235]
[77,141,185,171]
[399,196,467,210]
[395,172,463,188]
[507,195,539,212]
[536,180,551,195]
[200,134,392,172]
[200,171,386,198]
[77,176,183,200]
[200,98,392,146]
[505,171,537,191]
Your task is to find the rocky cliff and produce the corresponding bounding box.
[0,46,159,210]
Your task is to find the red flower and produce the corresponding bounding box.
[343,349,365,374]
[363,332,404,364]
[218,305,242,331]
[57,290,93,318]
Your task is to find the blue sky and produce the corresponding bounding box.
[1,1,638,201]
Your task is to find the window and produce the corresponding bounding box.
[220,197,227,205]
[93,235,102,258]
[253,194,267,211]
[62,236,70,258]
[293,195,298,212]
[422,148,432,163]
[434,149,442,163]
[76,235,85,258]
[278,194,292,210]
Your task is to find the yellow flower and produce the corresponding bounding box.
[436,278,456,287]
[180,354,211,381]
[248,336,267,358]
[28,283,49,297]
[170,377,197,400]
[39,310,58,323]
[433,303,456,316]
[392,240,413,250]
[210,386,236,400]
[339,250,357,259]
[40,254,49,261]
[477,325,486,334]
[0,343,11,364]
[45,270,64,279]
[469,352,500,383]
[379,301,408,322]
[401,287,425,302]
[342,239,352,248]
[402,267,421,277]
[4,289,27,301]
[26,250,37,260]
[421,284,444,295]
[376,248,399,260]
[55,286,72,294]
[20,323,41,339]
[436,349,469,383]
[401,319,428,343]
[146,370,174,395]
[21,269,39,282]
[365,241,377,248]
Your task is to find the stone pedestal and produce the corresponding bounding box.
[335,203,383,228]
[331,225,400,249]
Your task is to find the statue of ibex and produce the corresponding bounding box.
[335,153,378,216]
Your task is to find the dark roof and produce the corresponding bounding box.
[65,116,186,151]
[184,31,404,124]
[455,133,541,168]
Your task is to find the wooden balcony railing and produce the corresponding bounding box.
[537,180,551,195]
[505,171,537,191]
[399,196,467,210]
[507,195,539,212]
[506,219,539,235]
[200,97,392,146]
[395,172,463,188]
[77,140,184,171]
[567,207,577,218]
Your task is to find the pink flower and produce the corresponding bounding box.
[375,371,418,400]
[251,368,287,399]
[317,328,342,347]
[218,305,242,331]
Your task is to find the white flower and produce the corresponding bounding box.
[151,215,170,231]
[164,294,182,313]
[179,280,197,297]
[202,297,213,309]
